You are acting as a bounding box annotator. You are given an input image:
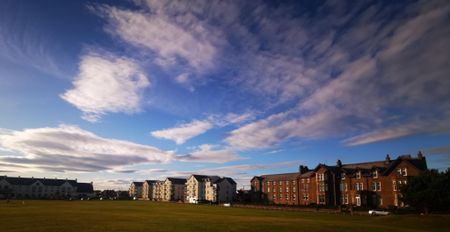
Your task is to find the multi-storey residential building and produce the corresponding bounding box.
[251,153,427,208]
[186,175,236,203]
[152,180,165,201]
[0,176,94,199]
[162,177,186,202]
[142,180,157,200]
[128,181,143,199]
[214,177,237,203]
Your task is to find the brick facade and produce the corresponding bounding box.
[251,152,427,208]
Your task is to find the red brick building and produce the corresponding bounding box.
[250,152,427,208]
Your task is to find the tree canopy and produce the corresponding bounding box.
[400,169,450,214]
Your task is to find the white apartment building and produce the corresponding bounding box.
[162,177,186,202]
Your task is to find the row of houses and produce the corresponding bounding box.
[250,152,428,208]
[129,175,237,203]
[0,176,95,199]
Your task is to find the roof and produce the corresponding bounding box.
[299,171,315,178]
[144,180,157,184]
[342,161,388,169]
[76,182,94,193]
[132,182,143,187]
[260,172,300,181]
[1,176,77,186]
[219,177,236,185]
[167,177,186,185]
[191,175,220,182]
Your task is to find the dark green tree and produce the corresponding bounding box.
[400,169,450,214]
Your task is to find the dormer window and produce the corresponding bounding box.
[356,171,361,179]
[341,173,346,180]
[373,170,378,178]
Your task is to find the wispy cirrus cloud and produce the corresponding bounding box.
[0,124,172,173]
[93,3,220,74]
[61,52,150,122]
[225,0,450,149]
[175,144,243,163]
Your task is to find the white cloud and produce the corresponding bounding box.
[151,120,213,144]
[175,144,243,163]
[225,0,450,149]
[0,125,172,173]
[151,112,255,144]
[61,52,150,122]
[95,4,218,73]
[344,117,450,146]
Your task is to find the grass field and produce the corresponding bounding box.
[0,200,449,232]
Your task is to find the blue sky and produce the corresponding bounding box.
[0,0,449,190]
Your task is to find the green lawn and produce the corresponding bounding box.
[0,200,449,232]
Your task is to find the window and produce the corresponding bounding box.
[319,195,326,204]
[293,187,296,192]
[307,178,310,183]
[301,179,304,183]
[397,168,408,176]
[344,183,348,191]
[273,194,276,200]
[279,193,283,198]
[303,193,309,201]
[279,181,282,185]
[340,183,344,191]
[279,187,283,192]
[392,181,397,191]
[317,173,325,181]
[356,195,361,206]
[356,171,361,179]
[341,173,346,179]
[267,187,271,192]
[372,182,382,191]
[373,170,378,178]
[355,183,363,191]
[303,185,309,192]
[319,183,326,192]
[292,180,296,186]
[285,180,289,185]
[286,187,289,192]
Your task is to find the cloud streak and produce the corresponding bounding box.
[151,120,213,145]
[0,124,172,172]
[175,144,243,163]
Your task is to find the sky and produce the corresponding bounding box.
[0,0,449,190]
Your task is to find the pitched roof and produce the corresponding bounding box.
[76,182,94,193]
[1,176,77,186]
[167,177,186,185]
[191,175,220,182]
[342,161,388,169]
[300,171,315,178]
[260,172,300,181]
[132,182,143,187]
[221,177,236,185]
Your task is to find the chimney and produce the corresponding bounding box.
[299,165,309,174]
[336,159,342,168]
[417,151,424,160]
[385,154,391,164]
